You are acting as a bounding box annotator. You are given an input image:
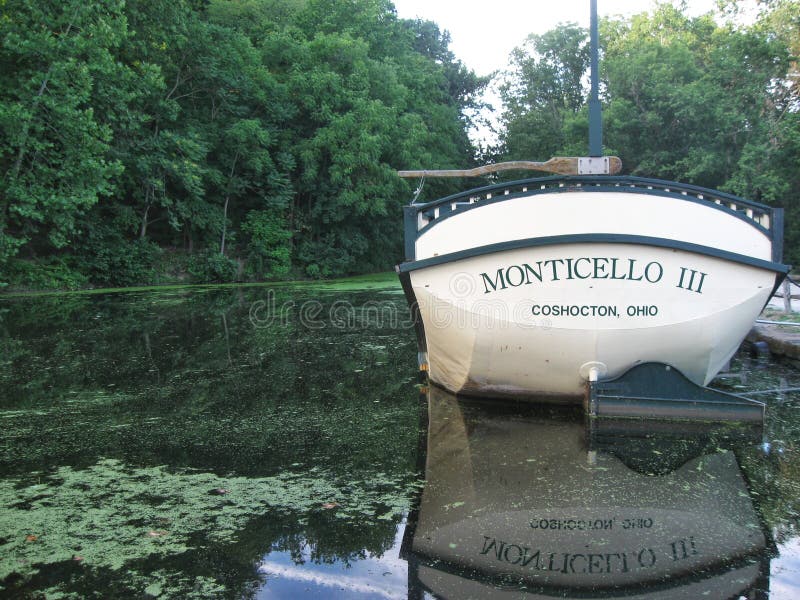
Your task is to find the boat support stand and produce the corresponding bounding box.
[585,363,765,423]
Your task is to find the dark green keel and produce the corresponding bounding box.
[586,363,765,423]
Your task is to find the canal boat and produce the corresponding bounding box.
[402,388,769,598]
[396,173,788,405]
[395,2,789,412]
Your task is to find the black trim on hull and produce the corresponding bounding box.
[396,233,789,275]
[397,268,427,361]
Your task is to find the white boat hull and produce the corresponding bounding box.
[411,244,774,398]
[399,179,787,401]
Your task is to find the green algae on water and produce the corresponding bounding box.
[0,285,424,597]
[0,458,421,596]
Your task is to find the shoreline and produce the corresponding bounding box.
[0,272,400,299]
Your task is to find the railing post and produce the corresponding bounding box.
[403,205,418,262]
[784,278,792,314]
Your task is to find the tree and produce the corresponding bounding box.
[261,5,484,276]
[1,0,485,287]
[498,23,591,161]
[498,4,794,189]
[0,0,130,273]
[599,5,787,187]
[722,0,800,262]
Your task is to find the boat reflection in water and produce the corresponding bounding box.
[403,386,770,599]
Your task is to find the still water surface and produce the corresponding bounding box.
[1,281,800,598]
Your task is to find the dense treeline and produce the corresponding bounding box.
[498,0,800,262]
[0,0,485,288]
[2,1,800,289]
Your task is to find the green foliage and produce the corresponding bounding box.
[498,2,800,260]
[187,249,239,283]
[599,7,787,186]
[0,0,482,288]
[499,23,591,160]
[4,257,89,291]
[79,236,161,288]
[0,0,130,269]
[241,210,292,279]
[13,1,800,285]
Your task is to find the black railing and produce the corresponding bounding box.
[403,175,785,264]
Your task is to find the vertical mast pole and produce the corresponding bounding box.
[588,0,602,156]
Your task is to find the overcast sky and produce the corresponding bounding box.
[392,0,722,76]
[391,0,751,145]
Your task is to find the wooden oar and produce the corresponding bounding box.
[397,156,622,178]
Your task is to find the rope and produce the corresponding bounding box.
[411,177,425,204]
[738,386,800,396]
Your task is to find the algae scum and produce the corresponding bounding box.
[0,282,423,598]
[3,281,800,598]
